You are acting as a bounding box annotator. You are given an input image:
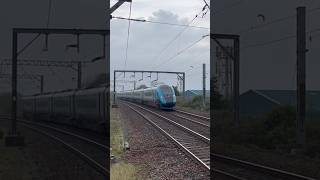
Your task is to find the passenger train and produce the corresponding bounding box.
[117,84,176,110]
[21,86,109,134]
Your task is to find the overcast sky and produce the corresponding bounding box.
[4,1,319,95]
[213,0,320,93]
[110,0,210,91]
[0,0,106,94]
[0,0,209,94]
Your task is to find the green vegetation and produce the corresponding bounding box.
[110,162,139,180]
[176,95,210,112]
[0,133,34,179]
[110,108,124,157]
[110,107,139,179]
[215,105,320,158]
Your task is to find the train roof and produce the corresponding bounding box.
[117,84,173,94]
[21,86,108,98]
[76,86,107,95]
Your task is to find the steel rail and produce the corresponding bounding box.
[19,120,108,151]
[125,103,210,170]
[171,113,209,128]
[212,168,248,180]
[0,116,109,177]
[0,116,108,151]
[20,123,109,177]
[212,153,317,180]
[126,102,210,143]
[174,109,210,121]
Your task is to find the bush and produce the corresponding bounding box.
[305,121,320,157]
[181,96,210,111]
[215,106,297,151]
[215,105,320,158]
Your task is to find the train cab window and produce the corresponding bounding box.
[160,86,173,95]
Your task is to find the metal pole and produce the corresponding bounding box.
[183,72,186,97]
[40,75,44,94]
[234,37,240,127]
[76,34,80,53]
[113,71,116,105]
[11,31,18,135]
[296,6,306,147]
[77,62,82,89]
[203,64,206,107]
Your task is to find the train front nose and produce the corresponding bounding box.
[160,94,176,108]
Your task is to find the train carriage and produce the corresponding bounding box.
[52,91,75,124]
[74,87,107,132]
[22,96,35,119]
[35,94,52,120]
[118,84,176,110]
[21,86,109,134]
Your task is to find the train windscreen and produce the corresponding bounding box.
[160,86,173,95]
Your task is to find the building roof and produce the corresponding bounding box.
[242,89,320,112]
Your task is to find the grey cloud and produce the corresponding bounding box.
[111,9,210,91]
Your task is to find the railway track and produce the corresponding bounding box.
[136,105,210,138]
[0,116,108,178]
[170,111,210,127]
[120,101,210,171]
[212,153,317,180]
[118,103,318,180]
[1,111,317,180]
[120,102,248,179]
[174,109,210,121]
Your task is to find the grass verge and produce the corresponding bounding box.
[110,107,139,179]
[110,162,139,180]
[176,96,210,112]
[110,108,124,157]
[0,131,34,179]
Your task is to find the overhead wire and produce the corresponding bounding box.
[13,0,52,92]
[212,3,320,92]
[111,16,209,29]
[243,27,320,49]
[17,34,41,56]
[153,34,209,69]
[236,6,320,35]
[124,2,132,70]
[167,48,210,72]
[46,0,52,28]
[44,0,66,88]
[150,7,210,69]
